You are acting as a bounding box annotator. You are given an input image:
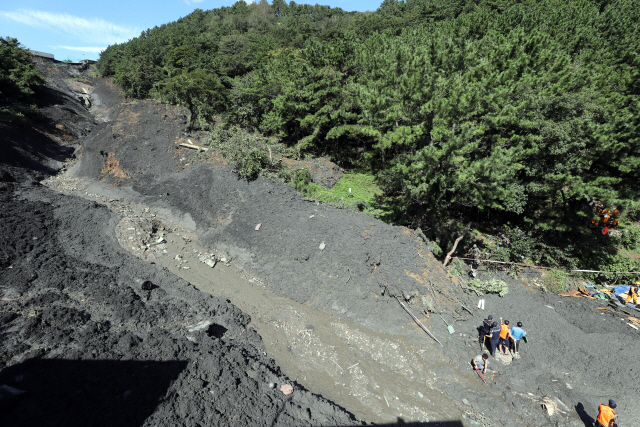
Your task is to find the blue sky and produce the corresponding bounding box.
[0,0,381,62]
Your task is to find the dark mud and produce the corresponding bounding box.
[0,60,360,427]
[72,104,465,336]
[3,56,639,427]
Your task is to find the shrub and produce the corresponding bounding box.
[543,270,568,294]
[292,168,311,192]
[236,148,270,180]
[205,124,287,180]
[615,226,640,251]
[448,259,466,277]
[585,255,640,286]
[469,279,508,297]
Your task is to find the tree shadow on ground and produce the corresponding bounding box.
[0,358,187,427]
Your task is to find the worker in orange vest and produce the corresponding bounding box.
[625,281,639,305]
[498,318,512,356]
[595,399,617,427]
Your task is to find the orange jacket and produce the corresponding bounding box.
[500,324,509,339]
[596,404,616,426]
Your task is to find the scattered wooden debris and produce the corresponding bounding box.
[559,286,595,299]
[178,142,208,152]
[627,316,640,327]
[396,296,442,346]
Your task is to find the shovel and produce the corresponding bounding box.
[439,314,455,334]
[475,367,487,386]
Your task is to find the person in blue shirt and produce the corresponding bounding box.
[509,322,527,358]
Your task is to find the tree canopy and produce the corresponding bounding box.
[97,0,640,269]
[0,37,44,104]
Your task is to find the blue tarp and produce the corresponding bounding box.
[614,285,631,295]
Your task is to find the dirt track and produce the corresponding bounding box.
[2,58,640,427]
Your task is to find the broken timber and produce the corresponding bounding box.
[178,142,208,152]
[396,296,443,346]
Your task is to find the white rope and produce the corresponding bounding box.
[448,256,640,275]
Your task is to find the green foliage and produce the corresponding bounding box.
[0,37,44,104]
[295,172,385,216]
[448,258,466,276]
[469,278,509,297]
[585,253,640,286]
[98,0,640,277]
[205,124,286,180]
[543,270,568,294]
[0,108,30,127]
[613,225,640,250]
[292,168,311,192]
[236,149,271,180]
[160,69,226,129]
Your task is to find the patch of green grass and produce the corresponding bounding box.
[300,172,386,217]
[543,270,568,294]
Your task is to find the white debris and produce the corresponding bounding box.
[187,320,212,333]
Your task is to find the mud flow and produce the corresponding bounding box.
[3,58,640,427]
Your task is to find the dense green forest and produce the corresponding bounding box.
[97,0,640,281]
[0,37,44,119]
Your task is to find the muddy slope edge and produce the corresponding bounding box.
[0,59,361,426]
[71,70,640,427]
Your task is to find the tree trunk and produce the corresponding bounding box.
[443,222,471,267]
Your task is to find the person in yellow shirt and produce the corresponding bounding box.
[595,399,617,427]
[625,281,639,305]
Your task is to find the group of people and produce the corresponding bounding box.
[470,314,619,427]
[478,315,526,358]
[584,198,620,235]
[471,315,526,380]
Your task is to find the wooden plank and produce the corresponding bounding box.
[179,143,208,152]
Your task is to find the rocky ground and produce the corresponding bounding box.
[2,57,639,427]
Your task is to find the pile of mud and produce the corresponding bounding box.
[0,59,360,426]
[3,56,640,427]
[72,68,640,427]
[72,80,467,336]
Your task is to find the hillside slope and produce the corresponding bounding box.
[2,57,640,427]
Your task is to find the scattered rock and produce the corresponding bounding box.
[280,384,293,395]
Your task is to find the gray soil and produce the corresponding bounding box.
[2,57,639,427]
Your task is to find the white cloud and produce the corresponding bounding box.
[0,9,139,45]
[53,45,106,54]
[183,0,205,4]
